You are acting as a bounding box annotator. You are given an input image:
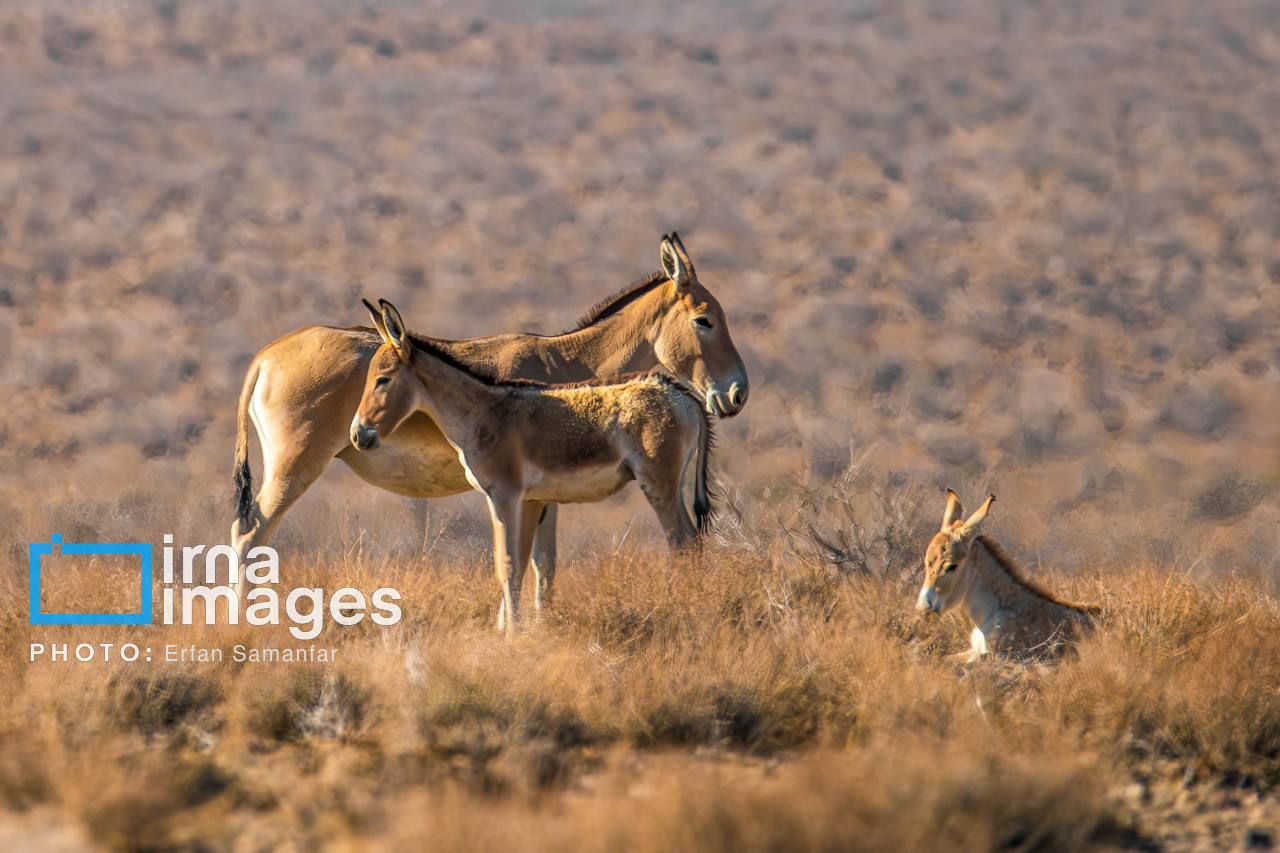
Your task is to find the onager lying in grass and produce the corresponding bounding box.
[351,299,715,637]
[231,233,746,607]
[916,491,1100,662]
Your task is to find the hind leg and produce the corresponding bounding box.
[231,443,340,600]
[530,503,558,612]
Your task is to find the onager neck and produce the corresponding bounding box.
[558,278,668,377]
[406,342,505,444]
[961,536,1058,628]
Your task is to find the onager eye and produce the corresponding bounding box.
[375,375,391,388]
[693,316,713,330]
[943,563,958,574]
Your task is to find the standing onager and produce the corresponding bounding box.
[351,299,715,636]
[231,234,746,607]
[916,491,1100,661]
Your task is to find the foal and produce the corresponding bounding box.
[916,491,1100,661]
[350,299,715,637]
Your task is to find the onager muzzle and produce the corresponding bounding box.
[350,417,381,451]
[917,585,941,613]
[706,380,748,417]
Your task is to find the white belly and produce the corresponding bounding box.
[523,464,634,504]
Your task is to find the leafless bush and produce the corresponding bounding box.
[720,453,928,584]
[247,671,373,744]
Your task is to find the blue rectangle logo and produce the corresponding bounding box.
[29,535,153,625]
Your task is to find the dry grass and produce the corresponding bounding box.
[4,472,1280,850]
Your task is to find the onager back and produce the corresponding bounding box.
[916,491,1100,661]
[350,299,715,637]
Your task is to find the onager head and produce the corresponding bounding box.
[651,233,749,418]
[350,299,422,452]
[916,490,996,615]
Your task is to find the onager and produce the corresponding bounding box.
[230,234,746,606]
[351,298,715,637]
[916,491,1100,661]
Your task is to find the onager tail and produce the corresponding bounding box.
[693,410,717,536]
[233,361,259,525]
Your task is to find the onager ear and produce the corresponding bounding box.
[957,495,996,539]
[942,489,964,531]
[669,231,697,280]
[363,298,390,342]
[376,299,411,360]
[660,234,691,290]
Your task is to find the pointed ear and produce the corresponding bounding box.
[957,495,996,539]
[942,489,963,531]
[660,235,691,290]
[376,299,411,360]
[363,298,390,342]
[669,231,696,279]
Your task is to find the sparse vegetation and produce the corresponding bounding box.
[5,0,1280,850]
[4,529,1280,850]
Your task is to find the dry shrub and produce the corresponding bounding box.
[717,460,932,585]
[75,754,239,851]
[111,670,221,736]
[246,670,374,744]
[1042,570,1280,782]
[384,737,1114,853]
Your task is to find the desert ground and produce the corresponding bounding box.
[3,0,1280,850]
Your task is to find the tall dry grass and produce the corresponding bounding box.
[5,470,1280,851]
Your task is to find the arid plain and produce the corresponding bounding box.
[3,1,1280,850]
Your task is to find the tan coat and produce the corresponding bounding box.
[230,234,746,610]
[352,299,714,637]
[917,491,1100,661]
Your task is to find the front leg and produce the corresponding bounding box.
[485,492,525,640]
[967,625,989,663]
[638,477,697,551]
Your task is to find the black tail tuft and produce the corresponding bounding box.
[234,457,253,524]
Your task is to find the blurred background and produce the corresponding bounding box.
[3,0,1280,580]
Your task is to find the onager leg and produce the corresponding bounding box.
[968,626,989,663]
[230,385,348,597]
[530,503,559,611]
[497,500,545,632]
[517,500,544,611]
[230,445,337,600]
[487,493,534,640]
[638,476,698,552]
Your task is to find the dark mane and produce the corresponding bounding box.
[405,334,527,388]
[402,336,707,403]
[975,535,1094,612]
[564,270,668,333]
